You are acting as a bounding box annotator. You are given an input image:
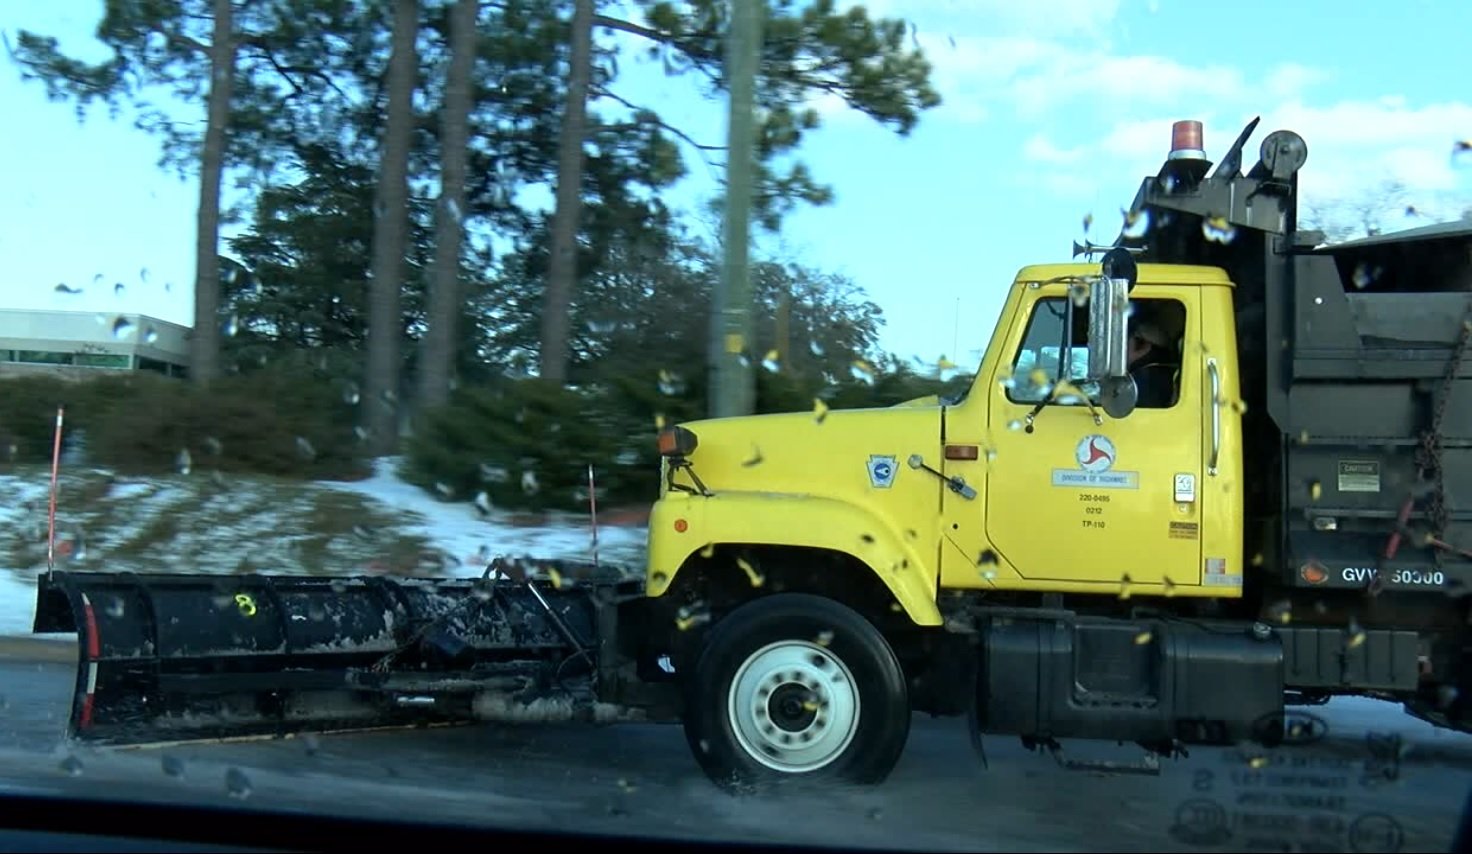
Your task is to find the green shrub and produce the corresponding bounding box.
[0,375,104,463]
[0,366,368,479]
[403,378,666,513]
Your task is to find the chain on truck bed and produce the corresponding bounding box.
[1413,299,1472,566]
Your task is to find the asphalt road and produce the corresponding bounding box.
[0,639,1467,853]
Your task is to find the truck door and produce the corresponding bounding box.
[976,288,1203,591]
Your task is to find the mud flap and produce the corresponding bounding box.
[33,569,629,746]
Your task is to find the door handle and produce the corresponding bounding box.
[1207,357,1220,477]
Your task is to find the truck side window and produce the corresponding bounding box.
[1006,295,1187,409]
[1125,298,1187,409]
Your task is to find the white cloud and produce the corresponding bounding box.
[863,0,1121,37]
[912,27,1320,126]
[1010,54,1244,117]
[1023,98,1472,218]
[1264,64,1331,101]
[1023,133,1087,165]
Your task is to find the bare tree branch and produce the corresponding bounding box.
[592,86,724,154]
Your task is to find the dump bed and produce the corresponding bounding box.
[1114,119,1472,598]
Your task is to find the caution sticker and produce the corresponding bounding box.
[1169,521,1199,540]
[1337,460,1380,493]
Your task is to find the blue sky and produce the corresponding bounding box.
[4,0,1471,367]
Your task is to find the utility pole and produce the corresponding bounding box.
[710,0,763,418]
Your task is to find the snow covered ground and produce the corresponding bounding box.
[0,457,649,637]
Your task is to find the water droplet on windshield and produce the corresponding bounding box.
[851,360,876,384]
[225,767,253,799]
[1122,208,1150,239]
[176,449,193,475]
[295,437,316,460]
[1202,215,1237,244]
[343,382,361,405]
[105,597,125,619]
[225,315,239,336]
[112,317,135,340]
[521,470,539,495]
[809,340,826,357]
[657,370,685,396]
[54,283,81,295]
[1007,419,1024,431]
[144,325,158,344]
[480,464,510,484]
[59,755,84,776]
[114,282,126,297]
[813,398,830,424]
[762,350,781,372]
[161,755,185,778]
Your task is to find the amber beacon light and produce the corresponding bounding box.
[1168,119,1207,161]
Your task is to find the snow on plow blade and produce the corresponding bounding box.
[33,565,631,746]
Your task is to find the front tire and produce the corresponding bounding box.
[682,593,910,791]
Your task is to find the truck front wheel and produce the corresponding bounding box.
[682,593,910,791]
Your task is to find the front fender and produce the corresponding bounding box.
[646,491,942,627]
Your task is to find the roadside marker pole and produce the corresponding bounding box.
[588,464,599,571]
[47,406,64,575]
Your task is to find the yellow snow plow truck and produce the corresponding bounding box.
[34,116,1472,791]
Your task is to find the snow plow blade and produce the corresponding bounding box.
[32,564,638,746]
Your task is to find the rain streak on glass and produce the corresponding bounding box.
[295,437,317,461]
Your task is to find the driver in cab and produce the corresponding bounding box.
[1127,316,1178,408]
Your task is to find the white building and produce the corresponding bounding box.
[0,309,190,380]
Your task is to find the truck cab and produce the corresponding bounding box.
[937,261,1244,600]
